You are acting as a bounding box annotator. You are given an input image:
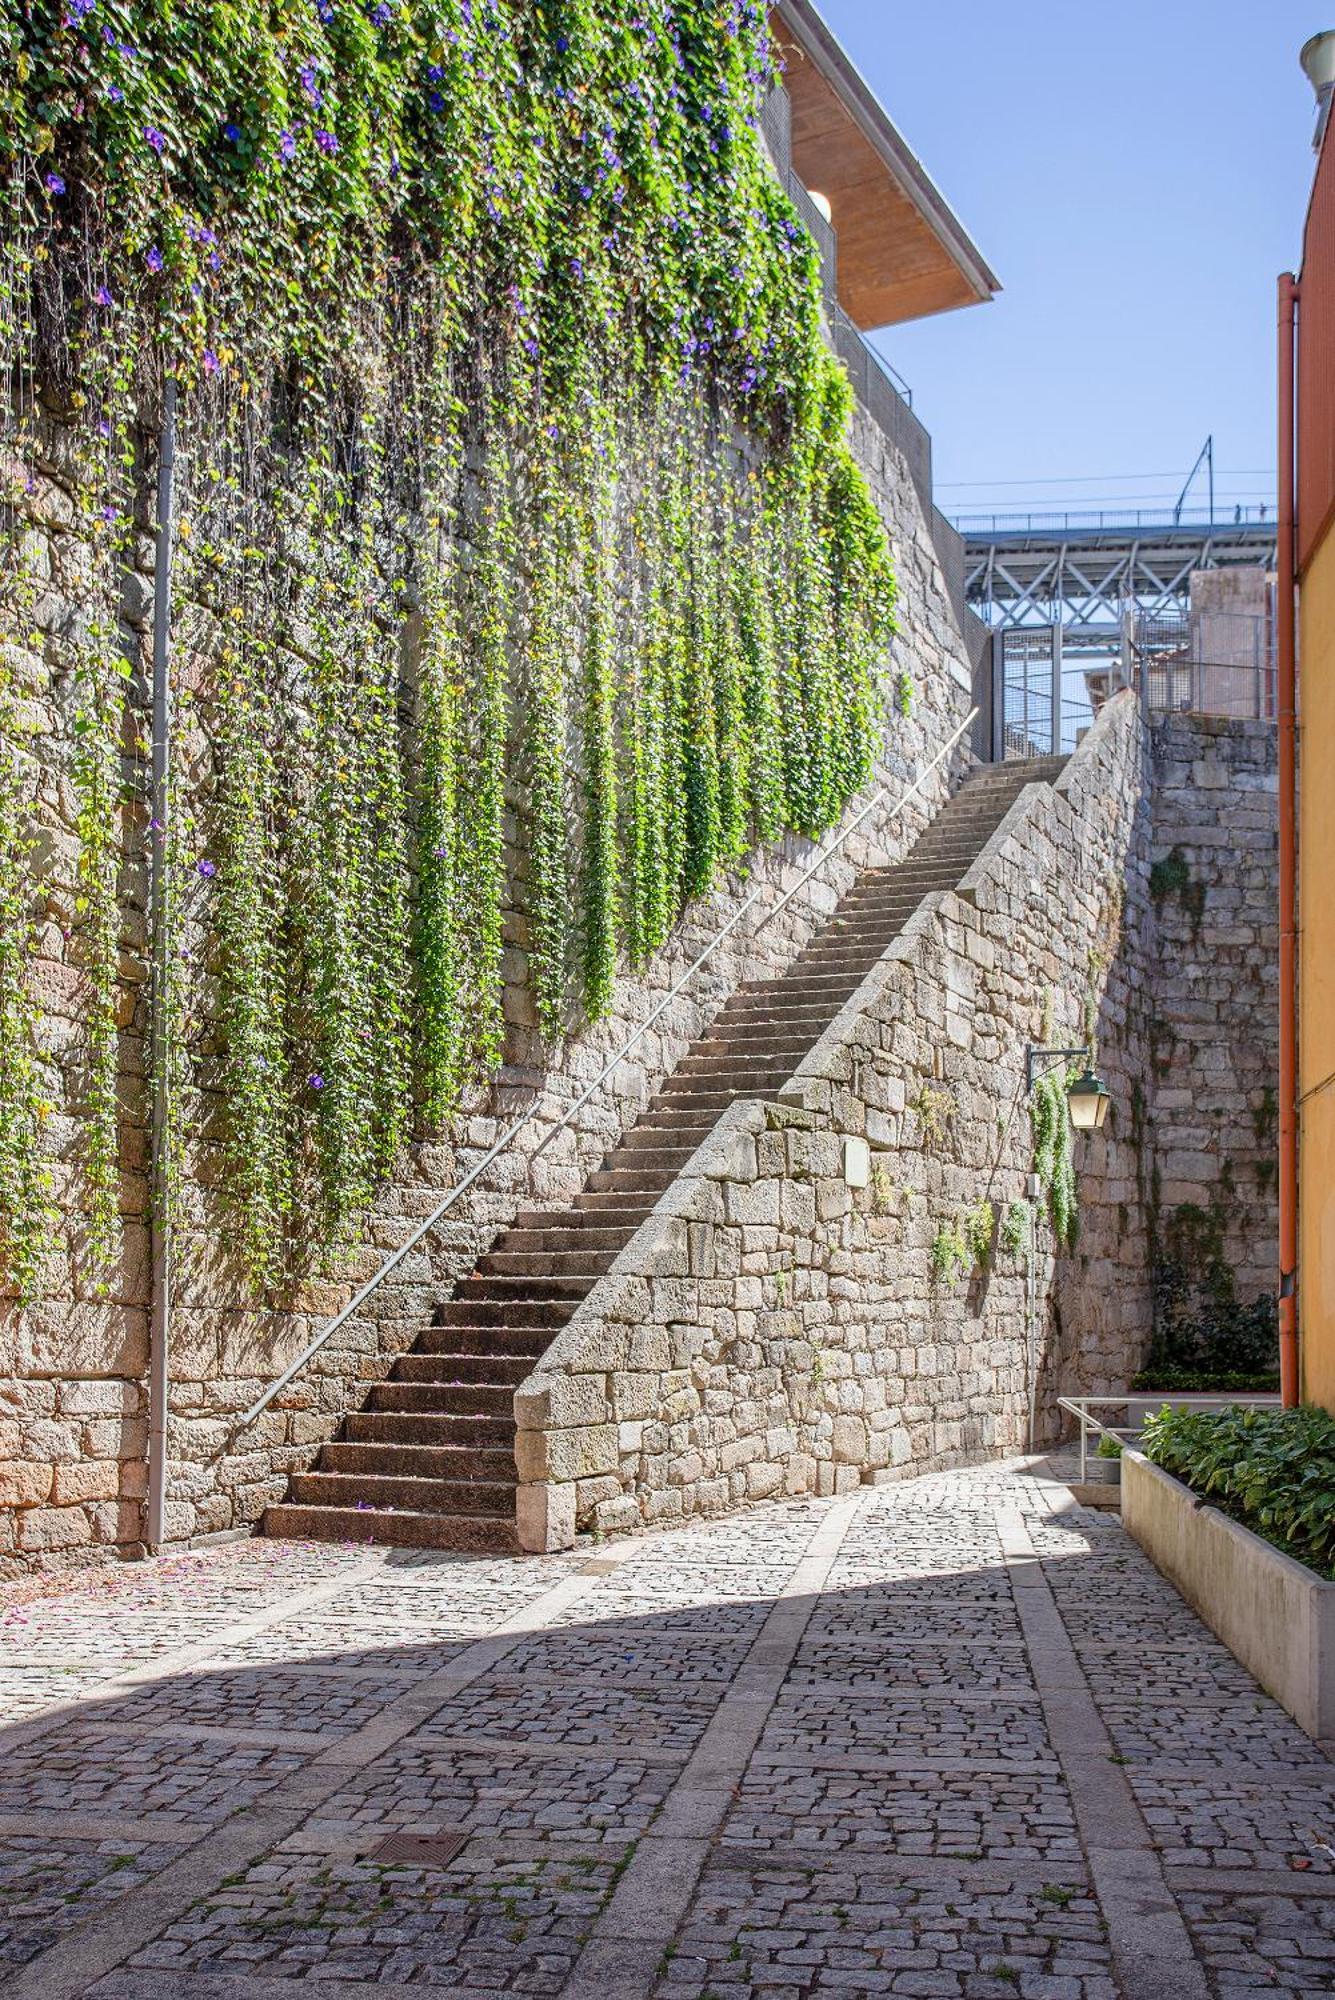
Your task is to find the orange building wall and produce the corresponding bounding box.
[1300,526,1335,1414]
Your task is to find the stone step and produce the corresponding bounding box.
[711,1003,843,1031]
[419,1321,550,1356]
[391,1352,532,1385]
[586,1164,687,1194]
[657,1077,788,1104]
[614,1121,717,1151]
[435,1297,578,1330]
[264,1503,519,1553]
[566,1192,661,1216]
[321,1440,516,1481]
[691,1034,817,1059]
[493,1225,633,1253]
[637,1086,737,1111]
[460,1273,602,1303]
[411,1328,547,1363]
[288,1471,516,1515]
[478,1246,620,1279]
[345,1411,518,1448]
[366,1382,516,1416]
[391,1352,527,1400]
[667,1048,791,1080]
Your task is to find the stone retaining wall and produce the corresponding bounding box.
[1145,716,1279,1311]
[514,692,1151,1549]
[1,395,976,1570]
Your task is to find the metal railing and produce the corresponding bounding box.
[1058,1392,1281,1484]
[1135,609,1276,722]
[953,505,1274,536]
[236,707,979,1432]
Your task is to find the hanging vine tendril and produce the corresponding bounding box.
[0,0,903,1294]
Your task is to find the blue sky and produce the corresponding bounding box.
[816,0,1324,522]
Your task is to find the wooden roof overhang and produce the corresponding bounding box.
[771,0,999,330]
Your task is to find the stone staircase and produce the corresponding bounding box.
[263,754,1066,1552]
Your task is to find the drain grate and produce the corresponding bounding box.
[368,1832,469,1868]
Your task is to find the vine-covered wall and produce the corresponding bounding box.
[0,0,899,1302]
[0,368,967,1565]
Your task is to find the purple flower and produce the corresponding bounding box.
[44,173,66,195]
[428,90,444,112]
[145,245,164,272]
[316,0,334,18]
[223,121,241,142]
[299,62,322,105]
[279,128,297,160]
[94,284,114,307]
[202,348,220,375]
[107,83,123,102]
[315,127,338,154]
[308,1072,326,1090]
[195,857,216,878]
[100,504,118,522]
[144,125,166,154]
[371,1,392,23]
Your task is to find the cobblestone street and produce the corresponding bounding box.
[0,1459,1331,2000]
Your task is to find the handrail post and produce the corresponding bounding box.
[146,375,177,1552]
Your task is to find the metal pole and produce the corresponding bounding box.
[146,377,176,1551]
[1277,274,1300,1409]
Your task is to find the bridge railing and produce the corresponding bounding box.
[953,504,1275,536]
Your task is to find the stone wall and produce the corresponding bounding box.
[1144,714,1279,1316]
[0,391,978,1572]
[513,691,1151,1549]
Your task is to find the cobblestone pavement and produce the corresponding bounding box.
[1,1460,1332,1999]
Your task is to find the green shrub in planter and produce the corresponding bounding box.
[1139,1404,1335,1579]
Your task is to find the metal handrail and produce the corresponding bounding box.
[236,707,979,1432]
[1058,1391,1281,1484]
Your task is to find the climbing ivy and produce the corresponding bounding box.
[0,0,901,1291]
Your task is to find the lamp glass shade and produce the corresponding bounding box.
[1302,31,1335,95]
[1068,1069,1111,1131]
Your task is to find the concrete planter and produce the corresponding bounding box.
[1122,1449,1335,1741]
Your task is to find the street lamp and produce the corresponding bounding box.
[1027,1046,1111,1132]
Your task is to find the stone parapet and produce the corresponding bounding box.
[515,692,1148,1548]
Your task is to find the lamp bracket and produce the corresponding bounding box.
[1026,1044,1091,1093]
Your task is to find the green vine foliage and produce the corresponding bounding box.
[1032,1070,1078,1249]
[999,1198,1032,1260]
[0,0,901,1289]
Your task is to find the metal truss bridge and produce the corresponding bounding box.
[958,507,1278,632]
[952,507,1278,759]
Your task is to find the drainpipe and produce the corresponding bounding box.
[146,376,177,1550]
[1278,274,1300,1410]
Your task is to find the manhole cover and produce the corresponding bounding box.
[369,1832,469,1868]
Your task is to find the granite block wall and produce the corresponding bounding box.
[513,691,1154,1549]
[0,392,977,1571]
